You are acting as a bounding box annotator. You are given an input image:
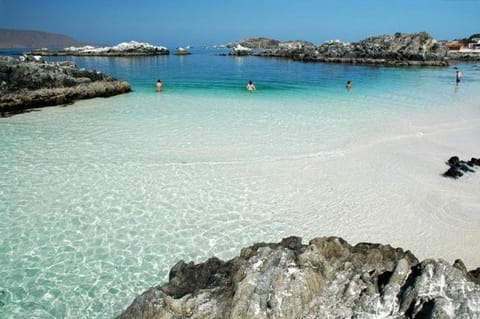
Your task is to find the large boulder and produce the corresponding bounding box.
[351,32,448,61]
[117,236,480,319]
[0,56,131,116]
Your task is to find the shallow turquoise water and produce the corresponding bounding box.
[1,51,480,318]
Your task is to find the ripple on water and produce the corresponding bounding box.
[1,62,480,317]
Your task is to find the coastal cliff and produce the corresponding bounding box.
[118,236,480,319]
[0,56,131,116]
[231,32,451,66]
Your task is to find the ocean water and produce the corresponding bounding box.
[1,49,480,318]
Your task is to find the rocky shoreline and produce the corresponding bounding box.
[228,32,480,66]
[118,236,480,319]
[0,56,131,116]
[447,50,480,62]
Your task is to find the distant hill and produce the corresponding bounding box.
[0,29,90,49]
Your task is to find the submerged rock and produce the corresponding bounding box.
[0,56,131,116]
[117,236,480,318]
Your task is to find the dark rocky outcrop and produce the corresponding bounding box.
[443,156,479,179]
[226,33,450,66]
[117,236,480,319]
[447,51,480,62]
[259,32,449,66]
[0,56,131,116]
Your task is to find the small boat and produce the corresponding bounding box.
[174,47,191,55]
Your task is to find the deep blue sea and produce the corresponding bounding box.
[1,48,480,318]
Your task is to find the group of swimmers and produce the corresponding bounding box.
[156,79,352,92]
[155,71,462,92]
[156,79,257,92]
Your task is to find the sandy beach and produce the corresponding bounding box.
[256,106,480,268]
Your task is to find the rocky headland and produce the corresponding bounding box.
[28,40,169,56]
[229,32,455,66]
[118,236,480,319]
[0,55,131,116]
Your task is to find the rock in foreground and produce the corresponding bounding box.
[118,236,480,319]
[0,56,131,116]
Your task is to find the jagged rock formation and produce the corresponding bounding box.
[118,236,480,319]
[226,33,446,66]
[0,56,131,116]
[260,32,448,66]
[27,41,169,56]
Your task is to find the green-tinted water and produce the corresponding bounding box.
[1,51,480,317]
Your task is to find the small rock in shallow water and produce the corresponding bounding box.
[443,156,477,179]
[443,167,463,179]
[468,157,480,166]
[448,156,460,166]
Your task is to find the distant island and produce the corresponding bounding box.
[28,41,169,56]
[0,29,91,49]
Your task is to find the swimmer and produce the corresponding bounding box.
[156,79,163,91]
[246,80,256,92]
[455,70,462,84]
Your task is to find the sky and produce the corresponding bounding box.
[0,0,479,48]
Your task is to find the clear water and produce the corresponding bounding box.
[1,49,480,318]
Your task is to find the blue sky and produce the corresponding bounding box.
[0,0,478,47]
